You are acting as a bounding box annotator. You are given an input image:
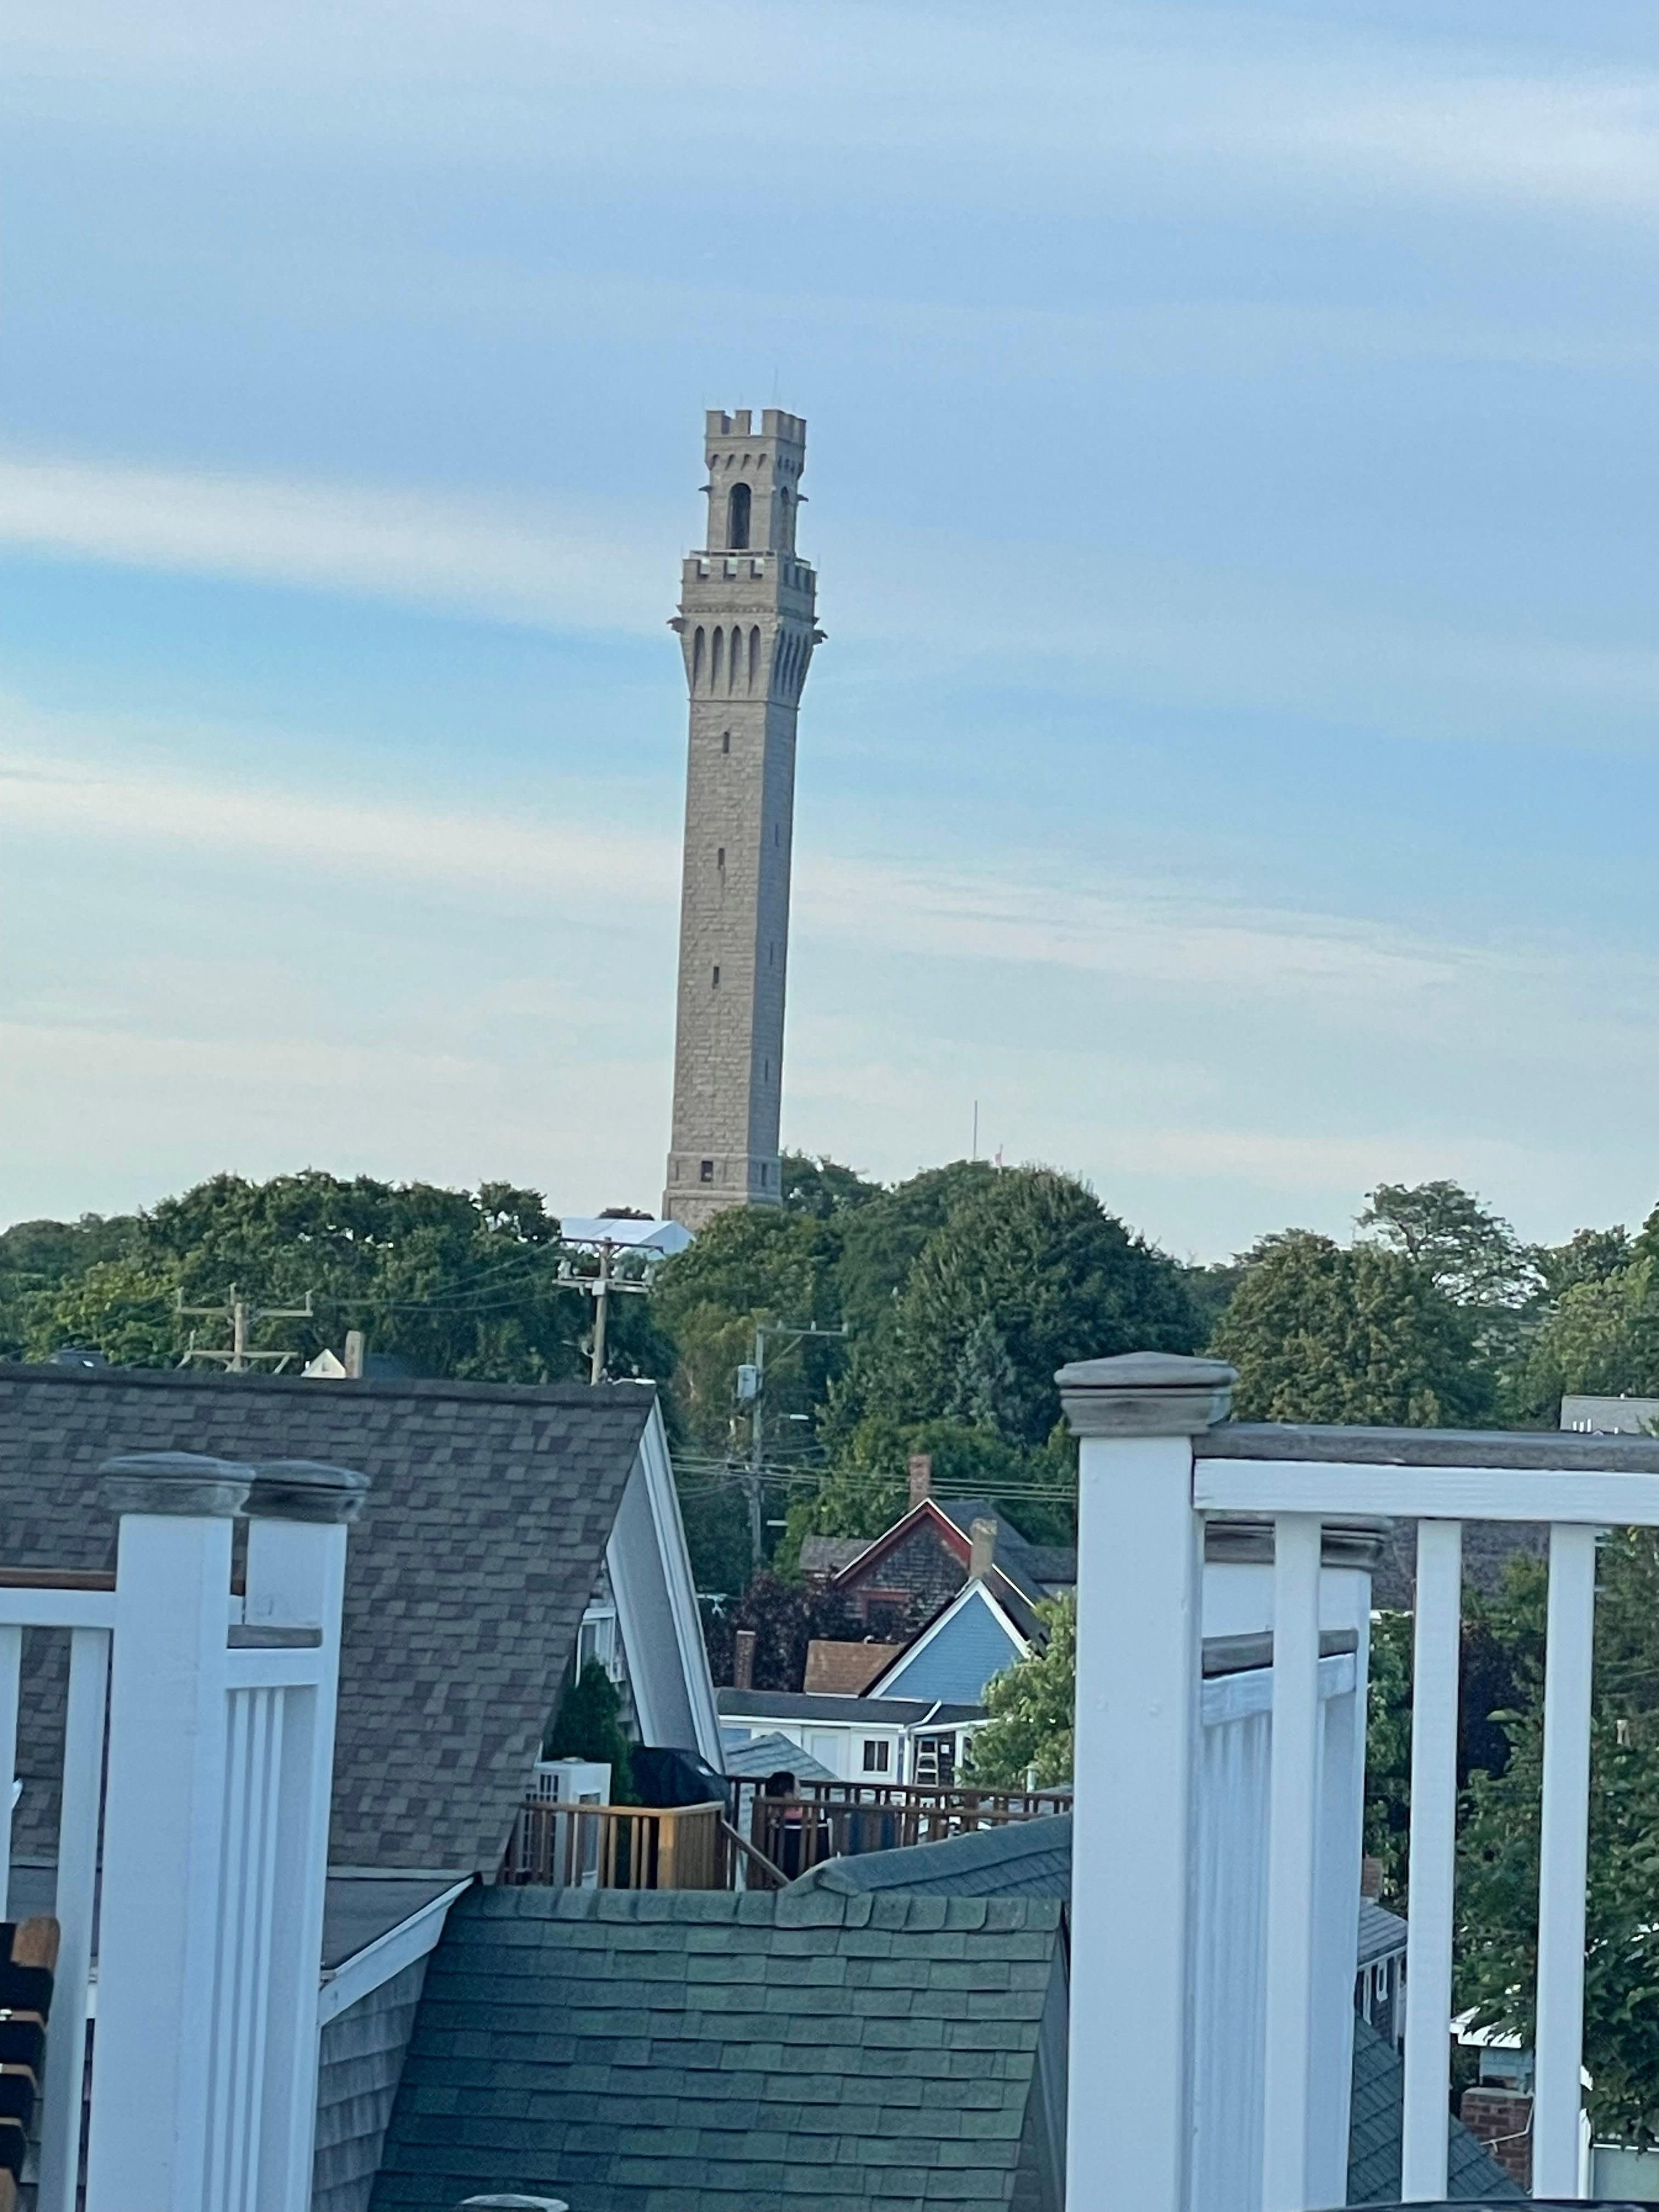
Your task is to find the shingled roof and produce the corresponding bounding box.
[370,1884,1063,2212]
[0,1362,654,1873]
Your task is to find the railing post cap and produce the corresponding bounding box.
[246,1459,370,1524]
[1057,1351,1235,1438]
[455,2199,570,2210]
[97,1450,254,1518]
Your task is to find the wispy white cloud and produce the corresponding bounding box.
[0,452,671,635]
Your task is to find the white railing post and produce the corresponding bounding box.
[36,1624,110,2212]
[241,1460,364,2212]
[1306,1535,1377,2212]
[1058,1352,1235,2212]
[83,1451,253,2212]
[1261,1513,1323,2212]
[1534,1520,1599,2198]
[0,1621,20,1915]
[1401,1518,1463,2203]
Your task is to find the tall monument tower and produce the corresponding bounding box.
[663,407,821,1230]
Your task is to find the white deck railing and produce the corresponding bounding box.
[1062,1352,1657,2212]
[1,1451,363,2212]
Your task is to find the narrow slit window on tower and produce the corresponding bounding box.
[721,730,731,754]
[712,965,720,988]
[727,481,751,549]
[699,1159,714,1184]
[716,847,725,868]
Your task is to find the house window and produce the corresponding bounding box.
[577,1605,622,1683]
[862,1739,890,1774]
[699,1159,714,1183]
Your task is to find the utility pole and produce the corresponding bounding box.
[176,1286,314,1374]
[558,1234,657,1385]
[736,1321,849,1570]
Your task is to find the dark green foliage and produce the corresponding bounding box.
[544,1660,636,1802]
[779,1414,1076,1569]
[1214,1229,1491,1425]
[831,1159,998,1344]
[0,1212,139,1359]
[1518,1255,1659,1417]
[780,1150,882,1219]
[651,1204,846,1457]
[1185,1258,1246,1344]
[1538,1225,1633,1299]
[847,1167,1197,1450]
[1457,1535,1659,2137]
[1363,1596,1538,1905]
[12,1171,679,1386]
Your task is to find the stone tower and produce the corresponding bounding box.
[662,407,820,1230]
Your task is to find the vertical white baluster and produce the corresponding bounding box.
[1401,1517,1462,2202]
[0,1623,21,1916]
[245,1472,360,2212]
[1534,1521,1598,2199]
[1057,1356,1231,2212]
[36,1626,110,2212]
[1261,1512,1322,2212]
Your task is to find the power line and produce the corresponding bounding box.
[176,1286,315,1374]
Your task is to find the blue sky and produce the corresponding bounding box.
[4,0,1659,1259]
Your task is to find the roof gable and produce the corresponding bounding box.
[868,1578,1030,1703]
[0,1363,656,1872]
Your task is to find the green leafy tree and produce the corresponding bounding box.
[850,1168,1197,1451]
[1214,1230,1491,1425]
[781,1152,882,1220]
[544,1660,636,1802]
[1519,1259,1659,1417]
[831,1160,998,1347]
[8,1171,677,1386]
[1458,1534,1659,2137]
[778,1414,1076,1570]
[0,1212,139,1359]
[969,1597,1076,1788]
[1358,1181,1538,1310]
[24,1256,184,1368]
[1538,1226,1633,1300]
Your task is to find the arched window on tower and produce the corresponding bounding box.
[748,627,761,690]
[727,481,751,550]
[692,627,706,690]
[710,628,724,690]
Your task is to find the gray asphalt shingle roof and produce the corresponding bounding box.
[369,1883,1063,2212]
[1347,2015,1524,2203]
[0,1362,654,1874]
[793,1818,1073,1903]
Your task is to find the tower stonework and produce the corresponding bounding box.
[663,407,820,1231]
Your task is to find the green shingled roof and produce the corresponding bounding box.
[370,1884,1063,2212]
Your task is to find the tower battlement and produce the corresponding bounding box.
[664,406,820,1232]
[704,407,806,445]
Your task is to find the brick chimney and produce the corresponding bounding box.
[907,1453,932,1509]
[1459,2088,1533,2191]
[969,1516,998,1581]
[732,1628,757,1690]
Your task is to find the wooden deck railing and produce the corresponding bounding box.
[748,1780,1069,1878]
[503,1800,732,1891]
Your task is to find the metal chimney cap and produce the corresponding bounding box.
[97,1451,254,1519]
[246,1459,370,1524]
